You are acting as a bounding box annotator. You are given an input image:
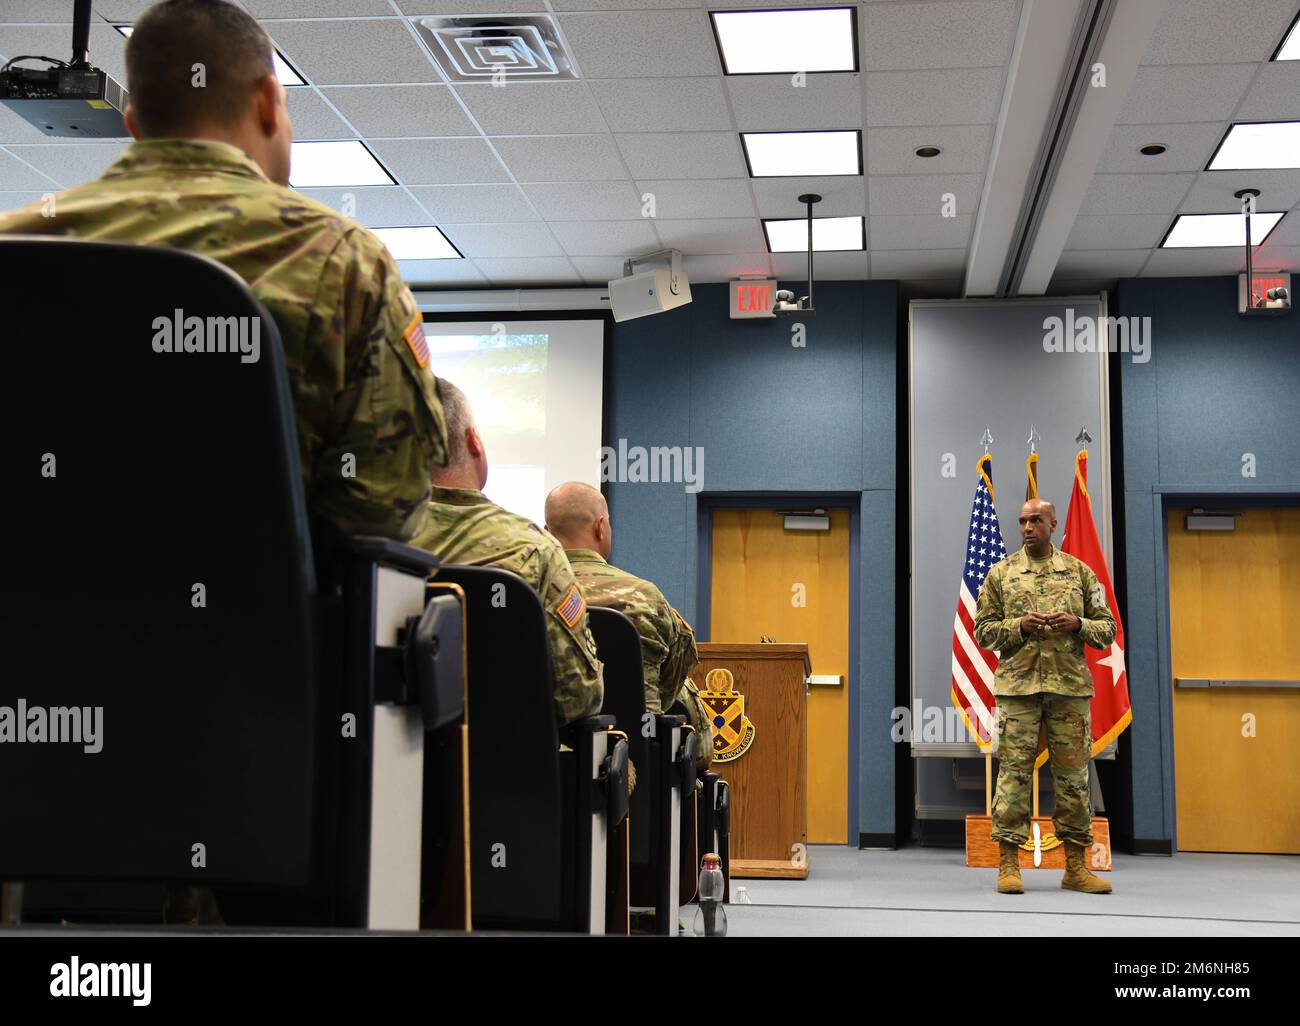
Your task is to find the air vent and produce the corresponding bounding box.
[413,16,577,82]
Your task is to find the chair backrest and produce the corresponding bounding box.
[587,606,654,864]
[428,563,566,928]
[0,237,321,889]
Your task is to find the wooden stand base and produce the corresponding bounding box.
[965,816,1111,870]
[730,858,810,879]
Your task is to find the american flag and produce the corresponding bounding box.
[950,453,1007,749]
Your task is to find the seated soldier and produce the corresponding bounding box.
[544,481,714,771]
[0,0,447,546]
[410,380,603,726]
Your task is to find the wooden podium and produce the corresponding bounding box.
[694,643,810,879]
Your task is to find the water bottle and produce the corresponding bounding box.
[692,853,727,937]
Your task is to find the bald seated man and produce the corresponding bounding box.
[545,482,714,771]
[410,380,602,725]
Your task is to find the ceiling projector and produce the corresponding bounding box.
[608,249,692,323]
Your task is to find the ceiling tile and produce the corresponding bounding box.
[683,252,773,283]
[860,0,1019,71]
[616,131,746,179]
[1054,249,1151,278]
[571,256,629,285]
[1141,247,1251,276]
[1117,64,1258,124]
[1235,62,1300,120]
[655,217,767,254]
[471,256,582,284]
[321,85,476,138]
[455,82,608,135]
[242,0,396,16]
[869,213,974,249]
[551,0,708,10]
[770,251,870,280]
[1142,0,1298,66]
[492,135,628,181]
[557,11,721,78]
[868,173,982,215]
[521,180,643,219]
[93,1,158,18]
[1251,243,1300,269]
[0,190,47,211]
[867,125,992,175]
[397,0,544,14]
[869,249,968,279]
[752,175,864,218]
[1065,214,1173,249]
[1079,173,1197,215]
[1262,210,1300,245]
[1094,123,1227,173]
[296,186,430,227]
[548,219,661,256]
[1179,169,1300,213]
[865,68,1005,126]
[4,143,126,188]
[286,90,353,141]
[0,150,60,190]
[370,138,509,185]
[409,184,540,223]
[267,20,440,86]
[442,222,566,258]
[6,1,74,19]
[725,74,862,132]
[636,179,756,219]
[591,78,733,133]
[399,259,489,287]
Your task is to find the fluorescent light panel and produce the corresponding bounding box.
[743,130,860,177]
[290,141,394,187]
[1275,12,1300,60]
[114,25,305,86]
[372,226,461,261]
[764,215,863,252]
[1207,122,1300,170]
[1161,211,1284,248]
[711,8,856,74]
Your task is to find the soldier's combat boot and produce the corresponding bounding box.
[997,841,1024,894]
[1061,841,1112,894]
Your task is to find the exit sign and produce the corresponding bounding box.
[730,279,776,319]
[1238,270,1291,313]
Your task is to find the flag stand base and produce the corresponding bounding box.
[964,816,1111,870]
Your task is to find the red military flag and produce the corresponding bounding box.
[1057,449,1133,757]
[950,454,1007,750]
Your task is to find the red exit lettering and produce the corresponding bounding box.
[738,285,769,312]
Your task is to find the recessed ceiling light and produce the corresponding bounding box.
[1161,211,1284,248]
[1207,122,1300,170]
[1273,10,1300,60]
[742,130,861,177]
[114,24,306,86]
[763,215,864,252]
[915,145,942,158]
[1139,143,1167,156]
[371,226,461,261]
[710,8,857,75]
[289,141,394,188]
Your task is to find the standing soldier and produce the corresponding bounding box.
[544,481,714,771]
[974,498,1116,895]
[411,382,603,726]
[0,0,447,545]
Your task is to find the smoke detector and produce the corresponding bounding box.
[413,16,577,82]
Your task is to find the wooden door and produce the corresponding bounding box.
[1168,506,1300,853]
[709,508,850,843]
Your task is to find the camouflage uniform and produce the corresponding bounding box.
[0,139,447,542]
[974,545,1116,846]
[413,488,603,725]
[565,548,713,771]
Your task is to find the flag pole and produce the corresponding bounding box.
[983,424,995,823]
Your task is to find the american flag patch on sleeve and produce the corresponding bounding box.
[403,314,430,369]
[556,584,585,628]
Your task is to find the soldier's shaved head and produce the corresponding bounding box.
[545,481,612,559]
[1018,497,1057,556]
[431,378,488,489]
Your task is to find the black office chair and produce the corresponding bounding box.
[430,564,628,933]
[0,237,464,929]
[588,606,696,935]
